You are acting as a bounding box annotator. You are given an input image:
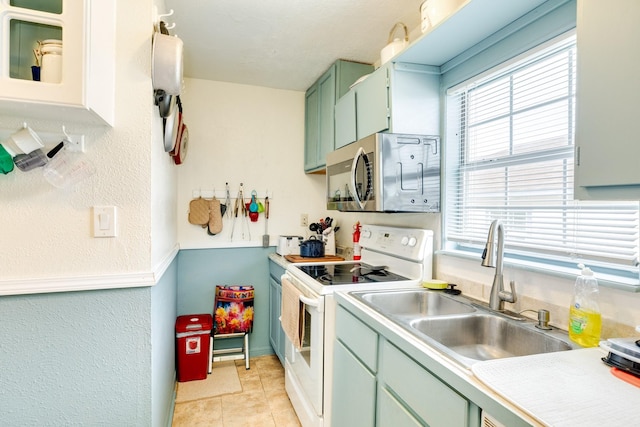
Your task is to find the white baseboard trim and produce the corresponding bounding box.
[0,245,179,296]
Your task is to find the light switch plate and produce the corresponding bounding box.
[93,206,117,237]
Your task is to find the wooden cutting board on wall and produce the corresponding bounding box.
[284,255,345,263]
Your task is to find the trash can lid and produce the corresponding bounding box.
[176,314,213,333]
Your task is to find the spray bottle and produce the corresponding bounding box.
[353,221,361,261]
[568,263,602,347]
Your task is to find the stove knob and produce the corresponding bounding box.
[362,229,372,238]
[408,236,417,247]
[401,236,409,246]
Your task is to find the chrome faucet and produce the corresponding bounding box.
[481,220,517,311]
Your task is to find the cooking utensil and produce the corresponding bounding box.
[152,32,184,95]
[172,123,188,164]
[225,182,232,219]
[163,95,178,152]
[249,190,259,212]
[262,196,270,247]
[238,183,250,240]
[155,89,174,118]
[230,196,239,241]
[299,236,325,257]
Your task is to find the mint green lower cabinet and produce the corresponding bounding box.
[268,260,286,364]
[332,340,377,426]
[377,387,422,427]
[381,341,470,427]
[333,302,480,427]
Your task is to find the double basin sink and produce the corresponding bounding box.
[350,289,579,369]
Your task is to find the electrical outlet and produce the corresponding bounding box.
[300,213,309,227]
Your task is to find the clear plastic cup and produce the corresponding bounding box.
[43,148,95,189]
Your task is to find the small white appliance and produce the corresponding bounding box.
[281,224,434,427]
[276,235,303,256]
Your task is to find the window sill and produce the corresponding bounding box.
[437,249,640,293]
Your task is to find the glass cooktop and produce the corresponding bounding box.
[297,263,410,286]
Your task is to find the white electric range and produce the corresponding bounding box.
[281,224,434,427]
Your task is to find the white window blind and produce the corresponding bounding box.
[445,35,640,280]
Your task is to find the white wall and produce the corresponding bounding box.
[0,1,179,424]
[177,78,326,248]
[0,0,178,289]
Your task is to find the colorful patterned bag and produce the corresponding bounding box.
[213,285,254,334]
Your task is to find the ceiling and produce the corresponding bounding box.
[163,0,425,92]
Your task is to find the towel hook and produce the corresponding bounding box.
[61,125,72,143]
[157,9,174,20]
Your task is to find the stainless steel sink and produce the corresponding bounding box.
[353,289,476,318]
[350,288,579,368]
[410,314,576,367]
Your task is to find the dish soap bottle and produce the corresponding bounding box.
[568,264,602,347]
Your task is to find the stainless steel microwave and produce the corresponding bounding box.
[326,133,440,212]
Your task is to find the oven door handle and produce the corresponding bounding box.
[299,294,324,313]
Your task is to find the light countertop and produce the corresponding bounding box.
[472,348,640,426]
[336,290,640,427]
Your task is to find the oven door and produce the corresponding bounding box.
[283,279,325,420]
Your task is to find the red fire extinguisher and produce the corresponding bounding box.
[353,221,361,261]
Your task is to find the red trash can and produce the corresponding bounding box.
[176,314,213,382]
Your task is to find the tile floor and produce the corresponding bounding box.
[172,355,301,427]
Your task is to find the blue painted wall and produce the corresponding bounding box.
[0,249,270,426]
[0,259,178,427]
[152,259,178,427]
[177,247,275,357]
[0,287,152,424]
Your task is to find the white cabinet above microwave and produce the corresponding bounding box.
[0,0,115,126]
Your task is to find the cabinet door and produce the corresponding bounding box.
[377,386,422,427]
[0,0,115,125]
[381,341,470,427]
[269,276,284,363]
[304,83,320,171]
[334,89,357,149]
[332,340,376,427]
[356,67,389,139]
[574,0,640,199]
[317,66,337,168]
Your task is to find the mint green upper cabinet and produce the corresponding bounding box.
[355,66,390,142]
[335,62,440,149]
[304,83,321,171]
[334,89,357,149]
[304,60,373,173]
[574,0,640,200]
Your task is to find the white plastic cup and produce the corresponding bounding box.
[8,126,44,154]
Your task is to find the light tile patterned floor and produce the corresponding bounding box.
[172,355,301,427]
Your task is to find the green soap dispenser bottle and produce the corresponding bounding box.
[568,264,602,347]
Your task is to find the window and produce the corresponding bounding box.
[444,34,640,284]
